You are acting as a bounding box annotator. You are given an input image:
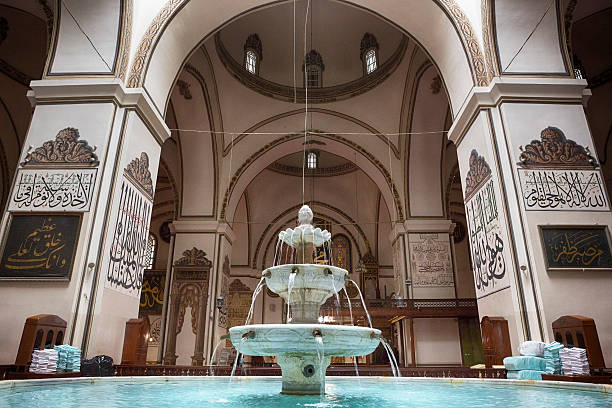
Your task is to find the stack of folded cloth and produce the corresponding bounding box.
[544,341,564,375]
[504,341,547,380]
[54,345,82,372]
[29,349,58,374]
[559,347,589,376]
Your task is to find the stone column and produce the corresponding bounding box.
[192,287,207,365]
[449,78,612,361]
[163,284,181,365]
[0,79,169,362]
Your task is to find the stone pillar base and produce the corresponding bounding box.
[277,354,331,395]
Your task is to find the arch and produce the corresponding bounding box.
[219,131,404,224]
[127,0,485,116]
[221,107,400,159]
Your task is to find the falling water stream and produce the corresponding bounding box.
[244,277,266,326]
[348,279,372,328]
[230,338,246,377]
[315,335,325,384]
[342,287,354,325]
[208,338,225,376]
[380,339,401,377]
[329,273,341,318]
[353,356,360,376]
[286,271,296,322]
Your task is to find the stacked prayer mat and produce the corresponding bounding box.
[504,341,547,380]
[29,349,58,374]
[54,345,82,372]
[544,342,564,375]
[559,347,589,376]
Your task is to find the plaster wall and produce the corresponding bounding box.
[493,0,568,74]
[413,317,462,365]
[49,0,122,74]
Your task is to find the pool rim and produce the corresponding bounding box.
[0,376,610,395]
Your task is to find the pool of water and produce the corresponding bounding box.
[0,377,610,408]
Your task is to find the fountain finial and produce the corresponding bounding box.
[298,204,313,225]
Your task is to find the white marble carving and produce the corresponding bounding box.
[9,168,97,212]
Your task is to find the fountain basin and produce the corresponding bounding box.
[230,324,380,394]
[264,264,346,304]
[229,324,380,357]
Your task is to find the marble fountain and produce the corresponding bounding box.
[229,205,384,395]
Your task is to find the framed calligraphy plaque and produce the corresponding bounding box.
[518,169,608,211]
[9,168,98,212]
[139,270,165,316]
[0,213,81,280]
[540,226,612,270]
[408,233,454,287]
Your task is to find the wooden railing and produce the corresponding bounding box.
[113,364,506,379]
[320,298,479,319]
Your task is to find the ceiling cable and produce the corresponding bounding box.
[302,0,311,206]
[168,129,448,136]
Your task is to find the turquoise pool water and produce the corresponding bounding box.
[0,377,610,408]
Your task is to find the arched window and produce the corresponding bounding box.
[365,49,377,74]
[360,33,379,75]
[332,234,351,271]
[307,151,318,169]
[244,34,262,75]
[303,50,324,88]
[145,233,157,269]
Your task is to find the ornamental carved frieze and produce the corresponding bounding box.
[174,247,213,267]
[229,278,251,292]
[125,152,154,198]
[22,127,99,166]
[464,149,492,200]
[518,127,597,168]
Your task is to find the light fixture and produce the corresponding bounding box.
[216,297,225,310]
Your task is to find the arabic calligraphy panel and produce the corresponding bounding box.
[518,169,609,211]
[540,226,612,269]
[105,179,153,298]
[465,178,511,298]
[139,270,165,315]
[0,214,81,280]
[9,168,97,212]
[408,233,454,287]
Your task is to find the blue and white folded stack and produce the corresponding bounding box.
[559,347,589,376]
[54,345,82,373]
[503,355,547,380]
[29,349,58,374]
[504,341,547,380]
[544,342,564,375]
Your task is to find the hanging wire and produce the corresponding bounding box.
[293,0,297,103]
[168,128,448,136]
[302,0,311,206]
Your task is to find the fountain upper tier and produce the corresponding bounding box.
[278,205,332,249]
[264,264,346,323]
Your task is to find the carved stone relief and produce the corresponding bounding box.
[22,128,99,166]
[408,233,454,287]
